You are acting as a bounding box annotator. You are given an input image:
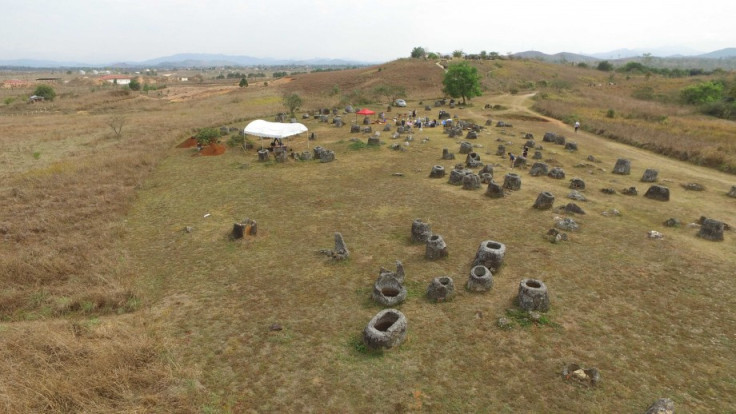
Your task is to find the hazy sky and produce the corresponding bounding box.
[1,0,734,63]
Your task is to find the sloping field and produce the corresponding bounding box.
[1,59,735,412]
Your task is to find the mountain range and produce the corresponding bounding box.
[1,49,736,69]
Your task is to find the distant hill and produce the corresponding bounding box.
[0,53,372,69]
[512,50,599,63]
[589,46,705,59]
[696,48,736,59]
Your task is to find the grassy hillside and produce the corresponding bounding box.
[0,59,735,412]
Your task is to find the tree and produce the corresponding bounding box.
[129,78,141,91]
[452,49,464,59]
[373,84,406,104]
[239,77,248,87]
[282,93,302,117]
[442,62,482,105]
[33,84,56,101]
[596,60,614,71]
[410,47,426,59]
[107,115,126,138]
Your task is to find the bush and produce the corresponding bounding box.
[680,81,724,105]
[596,61,614,72]
[606,109,616,118]
[194,128,220,145]
[32,84,56,101]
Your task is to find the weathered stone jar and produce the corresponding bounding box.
[518,278,550,312]
[426,276,455,301]
[466,265,493,292]
[472,240,506,272]
[363,309,408,350]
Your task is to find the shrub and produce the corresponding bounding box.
[606,109,615,118]
[194,128,220,145]
[32,84,56,101]
[129,78,141,91]
[680,81,724,105]
[596,61,614,71]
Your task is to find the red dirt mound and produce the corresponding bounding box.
[177,137,197,148]
[198,143,226,156]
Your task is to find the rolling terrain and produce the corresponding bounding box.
[0,58,735,412]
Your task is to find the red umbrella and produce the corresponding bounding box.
[355,108,375,124]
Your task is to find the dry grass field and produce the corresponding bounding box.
[1,59,735,413]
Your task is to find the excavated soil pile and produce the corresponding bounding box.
[198,143,226,156]
[177,137,198,148]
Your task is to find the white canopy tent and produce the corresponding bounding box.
[243,119,308,139]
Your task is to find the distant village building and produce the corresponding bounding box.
[179,77,188,82]
[2,79,32,89]
[99,75,132,85]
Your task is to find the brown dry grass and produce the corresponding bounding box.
[1,60,736,412]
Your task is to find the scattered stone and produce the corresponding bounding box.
[622,186,638,196]
[645,398,675,414]
[363,309,408,350]
[442,148,456,160]
[533,191,555,210]
[485,181,505,198]
[184,226,193,233]
[562,363,600,386]
[644,185,670,201]
[612,158,631,175]
[601,209,621,217]
[479,172,493,184]
[564,142,578,151]
[462,173,481,190]
[555,217,579,231]
[648,230,664,239]
[569,178,585,190]
[426,276,455,302]
[448,168,471,185]
[497,317,513,329]
[257,149,270,161]
[425,234,448,259]
[568,190,587,201]
[663,218,680,227]
[586,155,598,162]
[373,262,408,306]
[546,228,568,243]
[641,169,659,182]
[548,167,566,179]
[466,152,482,168]
[367,136,380,146]
[231,218,257,239]
[728,186,736,198]
[503,173,522,190]
[472,240,506,272]
[496,144,506,156]
[518,279,550,312]
[319,149,336,163]
[429,165,446,178]
[466,265,494,292]
[383,124,391,132]
[479,164,494,176]
[411,219,432,243]
[512,156,526,168]
[698,218,725,241]
[269,323,283,331]
[682,182,705,191]
[391,173,404,177]
[563,203,586,215]
[466,130,478,139]
[601,187,616,194]
[532,150,543,159]
[525,139,536,149]
[318,232,349,260]
[496,121,512,127]
[529,162,549,177]
[350,124,361,133]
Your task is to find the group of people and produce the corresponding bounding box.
[507,121,581,168]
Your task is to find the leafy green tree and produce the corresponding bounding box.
[282,93,302,117]
[239,77,248,87]
[442,62,482,105]
[129,78,141,91]
[32,84,56,101]
[410,47,426,58]
[680,81,724,105]
[427,52,439,60]
[596,61,614,71]
[195,127,220,145]
[452,49,464,58]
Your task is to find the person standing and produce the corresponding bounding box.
[574,121,580,133]
[508,152,516,168]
